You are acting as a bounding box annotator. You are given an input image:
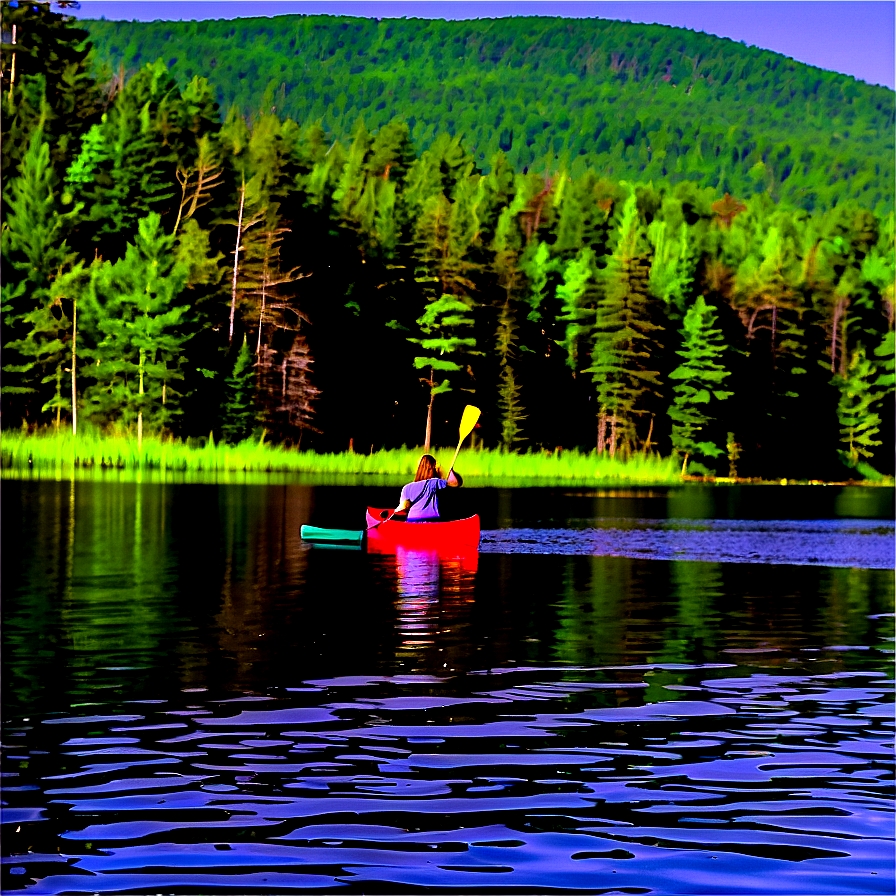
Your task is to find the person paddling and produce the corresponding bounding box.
[392,454,462,522]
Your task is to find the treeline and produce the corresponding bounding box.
[79,12,896,213]
[1,2,893,480]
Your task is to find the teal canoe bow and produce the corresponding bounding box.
[300,524,365,547]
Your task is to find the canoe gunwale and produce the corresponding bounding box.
[365,507,480,548]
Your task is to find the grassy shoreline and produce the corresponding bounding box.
[1,429,891,487]
[1,428,680,484]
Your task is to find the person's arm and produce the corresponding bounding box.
[393,498,412,513]
[446,469,462,487]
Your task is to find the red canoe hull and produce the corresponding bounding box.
[365,507,481,549]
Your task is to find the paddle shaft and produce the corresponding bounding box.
[367,511,395,530]
[448,405,481,473]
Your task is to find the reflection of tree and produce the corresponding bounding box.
[665,560,723,663]
[550,556,631,666]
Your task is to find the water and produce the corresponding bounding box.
[2,479,893,894]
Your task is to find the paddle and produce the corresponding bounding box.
[448,404,481,475]
[367,509,397,530]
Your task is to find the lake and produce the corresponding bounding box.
[2,478,893,895]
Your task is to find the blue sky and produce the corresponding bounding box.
[65,1,895,90]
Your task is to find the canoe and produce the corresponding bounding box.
[365,507,481,548]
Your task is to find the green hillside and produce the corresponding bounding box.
[81,14,895,213]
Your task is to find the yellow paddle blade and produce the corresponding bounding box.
[448,406,481,473]
[458,405,481,440]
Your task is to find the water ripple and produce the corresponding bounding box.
[480,519,896,568]
[3,666,892,894]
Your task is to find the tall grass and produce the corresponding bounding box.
[1,427,682,484]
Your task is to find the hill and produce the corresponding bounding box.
[80,13,895,213]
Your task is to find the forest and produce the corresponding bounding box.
[1,1,894,480]
[80,11,895,213]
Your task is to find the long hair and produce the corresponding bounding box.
[413,454,439,482]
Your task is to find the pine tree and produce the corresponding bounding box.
[647,218,697,323]
[81,213,193,446]
[491,204,527,451]
[1,125,81,423]
[836,347,883,467]
[64,61,182,257]
[1,0,102,181]
[409,293,478,449]
[219,337,256,443]
[496,299,527,450]
[668,296,733,474]
[587,192,663,456]
[556,247,596,373]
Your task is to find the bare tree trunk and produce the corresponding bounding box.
[425,372,434,450]
[71,295,77,436]
[597,413,607,455]
[609,416,618,459]
[230,180,246,344]
[831,296,847,373]
[8,25,16,101]
[256,283,266,356]
[138,348,145,453]
[643,414,654,454]
[839,307,849,376]
[172,169,190,238]
[770,304,778,368]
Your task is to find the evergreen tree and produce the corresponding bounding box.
[668,296,733,474]
[556,247,597,373]
[1,0,102,182]
[587,192,663,456]
[496,299,527,451]
[409,294,478,449]
[64,61,183,257]
[490,203,528,450]
[219,336,257,443]
[835,347,883,467]
[81,213,193,445]
[1,125,80,423]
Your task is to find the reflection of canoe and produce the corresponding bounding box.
[367,540,480,573]
[365,507,481,549]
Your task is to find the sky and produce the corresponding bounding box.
[64,0,895,90]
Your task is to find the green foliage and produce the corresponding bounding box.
[836,347,883,465]
[81,214,192,430]
[1,125,81,417]
[557,247,596,371]
[410,293,477,392]
[668,296,733,470]
[80,13,895,214]
[587,193,664,454]
[1,0,103,182]
[496,300,527,451]
[219,338,257,444]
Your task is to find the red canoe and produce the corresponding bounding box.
[365,507,481,549]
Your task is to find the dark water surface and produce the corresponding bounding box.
[2,480,893,894]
